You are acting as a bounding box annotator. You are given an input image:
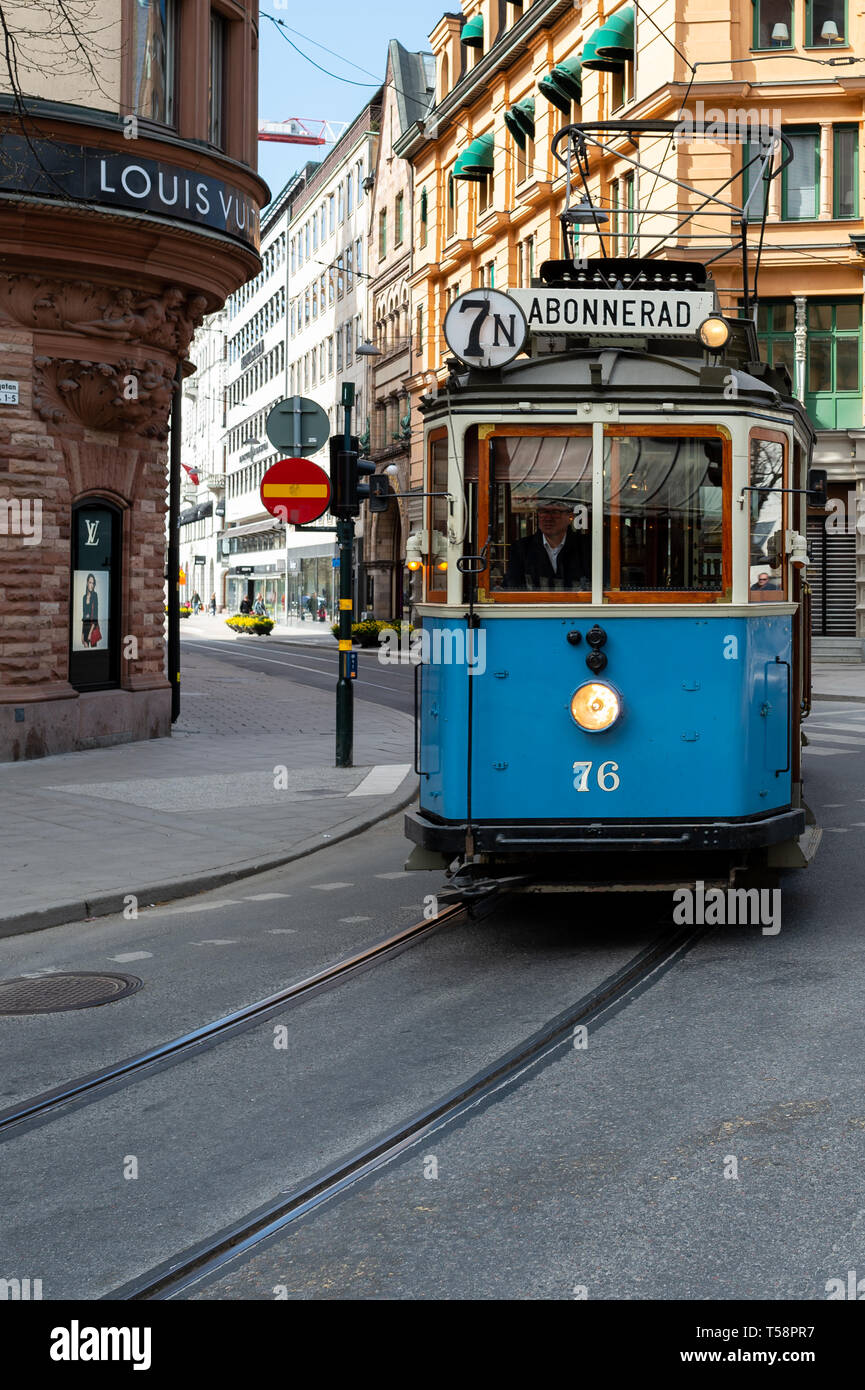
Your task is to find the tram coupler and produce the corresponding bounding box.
[436,862,535,908]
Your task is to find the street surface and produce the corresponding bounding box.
[1,635,863,1302]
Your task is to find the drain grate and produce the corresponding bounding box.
[0,972,143,1015]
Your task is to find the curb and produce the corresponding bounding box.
[0,773,418,941]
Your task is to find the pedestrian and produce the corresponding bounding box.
[307,593,317,621]
[239,594,252,615]
[191,591,201,614]
[318,600,326,622]
[252,593,267,616]
[210,593,216,616]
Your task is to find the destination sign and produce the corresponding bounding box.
[509,288,715,336]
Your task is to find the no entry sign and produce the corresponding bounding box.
[260,457,331,525]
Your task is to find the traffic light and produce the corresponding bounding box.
[368,473,390,514]
[329,435,370,517]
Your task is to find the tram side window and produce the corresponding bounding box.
[429,436,449,590]
[603,435,725,594]
[749,437,785,600]
[490,435,592,595]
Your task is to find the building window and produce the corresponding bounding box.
[345,324,353,367]
[478,173,493,214]
[328,337,334,375]
[346,245,354,290]
[357,162,365,202]
[312,215,318,251]
[805,0,846,45]
[356,237,363,274]
[336,333,343,371]
[329,194,335,233]
[209,11,226,146]
[833,125,858,217]
[487,259,495,288]
[395,192,404,245]
[446,171,455,238]
[347,173,354,216]
[379,208,387,259]
[131,0,176,125]
[805,301,862,428]
[337,255,345,298]
[417,304,424,349]
[622,172,636,253]
[338,184,345,223]
[782,129,819,219]
[419,186,428,247]
[752,0,793,48]
[305,223,311,258]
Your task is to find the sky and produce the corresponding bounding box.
[256,2,449,205]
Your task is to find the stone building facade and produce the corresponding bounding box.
[365,41,434,620]
[0,0,266,760]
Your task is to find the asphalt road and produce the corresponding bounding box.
[181,634,414,714]
[2,700,863,1303]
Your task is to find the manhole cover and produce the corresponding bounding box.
[0,972,143,1015]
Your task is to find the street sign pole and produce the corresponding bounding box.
[336,383,355,768]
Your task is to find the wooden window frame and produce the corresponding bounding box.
[748,427,789,602]
[426,427,450,603]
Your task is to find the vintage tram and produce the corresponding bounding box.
[405,122,823,894]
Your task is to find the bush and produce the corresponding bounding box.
[225,615,274,635]
[330,619,414,648]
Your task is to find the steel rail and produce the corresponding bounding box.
[109,922,707,1301]
[0,906,465,1140]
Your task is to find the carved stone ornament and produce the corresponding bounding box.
[33,356,176,439]
[0,274,208,357]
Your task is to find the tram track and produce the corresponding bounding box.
[107,919,709,1302]
[0,905,465,1141]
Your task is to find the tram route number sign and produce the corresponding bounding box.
[444,289,528,369]
[509,287,715,337]
[260,457,331,526]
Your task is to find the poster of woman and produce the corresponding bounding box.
[72,570,110,652]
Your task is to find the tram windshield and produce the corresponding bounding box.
[480,431,726,598]
[604,435,724,594]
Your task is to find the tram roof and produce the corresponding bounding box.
[425,347,815,443]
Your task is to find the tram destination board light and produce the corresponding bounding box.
[570,681,622,733]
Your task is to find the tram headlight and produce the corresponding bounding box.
[570,681,621,732]
[697,316,731,351]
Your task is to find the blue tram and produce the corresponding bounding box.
[405,122,823,893]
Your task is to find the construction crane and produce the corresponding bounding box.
[257,118,349,145]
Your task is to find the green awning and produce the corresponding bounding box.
[582,6,634,70]
[595,5,635,62]
[461,14,484,47]
[538,55,582,112]
[453,131,494,179]
[504,98,536,149]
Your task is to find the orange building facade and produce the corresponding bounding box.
[396,0,865,650]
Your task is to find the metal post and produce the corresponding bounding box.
[167,363,182,723]
[336,392,354,767]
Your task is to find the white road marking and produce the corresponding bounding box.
[192,939,237,946]
[806,731,865,745]
[809,722,865,733]
[310,882,353,891]
[186,641,406,693]
[245,893,291,901]
[109,952,153,963]
[823,828,849,833]
[803,747,843,756]
[267,928,297,934]
[339,916,372,923]
[172,900,242,913]
[375,871,407,879]
[349,764,412,797]
[19,967,65,978]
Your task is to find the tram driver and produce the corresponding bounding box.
[502,498,591,591]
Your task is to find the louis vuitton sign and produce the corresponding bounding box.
[0,134,260,251]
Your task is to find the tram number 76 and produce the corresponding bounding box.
[573,761,620,792]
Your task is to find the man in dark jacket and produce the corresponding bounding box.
[503,501,591,590]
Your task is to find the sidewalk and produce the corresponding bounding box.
[812,662,865,704]
[0,645,415,938]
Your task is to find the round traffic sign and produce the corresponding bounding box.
[265,396,330,456]
[444,288,528,369]
[260,458,331,526]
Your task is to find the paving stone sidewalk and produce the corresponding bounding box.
[811,662,865,703]
[0,647,415,937]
